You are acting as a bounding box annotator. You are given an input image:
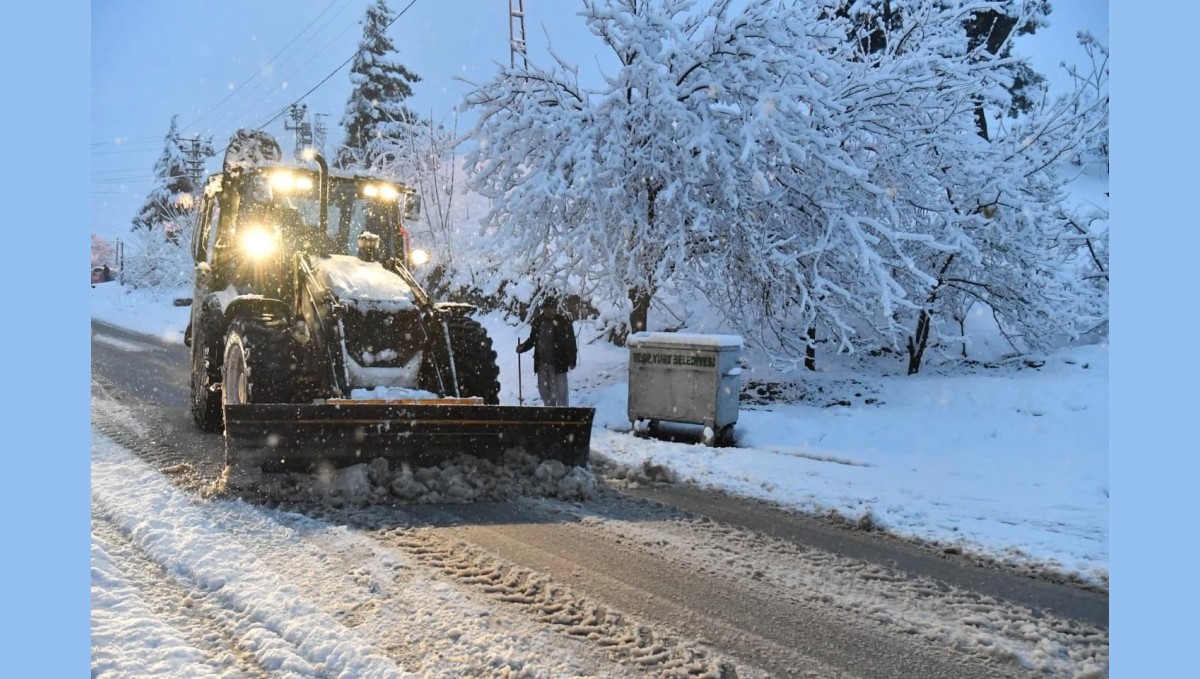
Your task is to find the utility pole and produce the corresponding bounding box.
[509,0,527,69]
[313,113,328,159]
[174,134,214,187]
[284,104,314,161]
[285,104,329,161]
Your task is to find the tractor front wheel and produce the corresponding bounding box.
[221,318,293,470]
[421,314,501,404]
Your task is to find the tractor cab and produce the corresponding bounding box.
[194,164,421,301]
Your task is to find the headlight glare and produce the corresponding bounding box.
[270,171,313,193]
[240,226,280,260]
[270,171,295,191]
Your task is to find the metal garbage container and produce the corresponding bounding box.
[627,332,742,446]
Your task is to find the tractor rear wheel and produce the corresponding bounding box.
[190,301,226,432]
[190,326,224,432]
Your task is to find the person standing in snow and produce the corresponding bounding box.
[516,296,578,407]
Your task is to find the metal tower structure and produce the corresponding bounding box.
[313,113,329,158]
[284,104,315,162]
[173,134,214,187]
[509,0,528,69]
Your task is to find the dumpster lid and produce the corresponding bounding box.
[627,332,743,350]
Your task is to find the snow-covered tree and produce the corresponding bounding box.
[363,116,482,298]
[958,0,1051,134]
[895,27,1109,371]
[1064,33,1109,168]
[91,234,116,270]
[121,203,197,291]
[125,115,207,291]
[336,0,422,169]
[131,115,200,235]
[463,0,1105,371]
[830,1,1050,130]
[466,0,865,341]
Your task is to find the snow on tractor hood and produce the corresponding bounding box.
[315,254,417,313]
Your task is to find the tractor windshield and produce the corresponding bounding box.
[242,170,402,259]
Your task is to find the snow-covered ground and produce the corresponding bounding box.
[91,282,1109,589]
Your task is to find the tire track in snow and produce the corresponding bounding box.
[91,375,227,492]
[547,493,1109,677]
[92,433,412,678]
[92,513,271,678]
[326,500,1036,679]
[192,502,643,678]
[93,331,161,352]
[363,517,750,679]
[91,340,1104,676]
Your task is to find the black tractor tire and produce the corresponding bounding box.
[222,318,295,469]
[190,317,224,432]
[221,318,294,407]
[422,314,501,404]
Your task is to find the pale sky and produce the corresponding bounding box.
[91,0,618,239]
[91,0,1107,241]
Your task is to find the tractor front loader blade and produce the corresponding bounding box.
[223,400,594,471]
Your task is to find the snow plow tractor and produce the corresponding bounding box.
[185,130,593,472]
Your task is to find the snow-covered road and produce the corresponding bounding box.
[93,433,649,678]
[90,308,1109,677]
[91,400,1108,678]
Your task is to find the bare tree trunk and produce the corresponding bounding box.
[959,314,968,358]
[967,9,1019,141]
[906,310,932,375]
[906,254,956,375]
[625,179,659,339]
[973,101,990,141]
[805,326,817,371]
[629,287,652,335]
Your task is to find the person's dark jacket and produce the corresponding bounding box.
[517,311,578,373]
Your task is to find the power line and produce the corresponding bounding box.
[93,166,166,175]
[90,0,352,150]
[179,0,348,135]
[255,0,420,133]
[98,0,421,173]
[220,10,364,134]
[187,0,358,136]
[91,143,171,156]
[91,137,162,148]
[92,174,193,184]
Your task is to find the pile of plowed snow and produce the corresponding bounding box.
[213,450,598,505]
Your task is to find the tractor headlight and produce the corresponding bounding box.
[239,225,280,260]
[363,183,400,201]
[409,248,430,267]
[270,170,313,193]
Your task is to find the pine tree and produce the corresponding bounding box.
[131,115,199,235]
[336,0,421,169]
[126,115,210,290]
